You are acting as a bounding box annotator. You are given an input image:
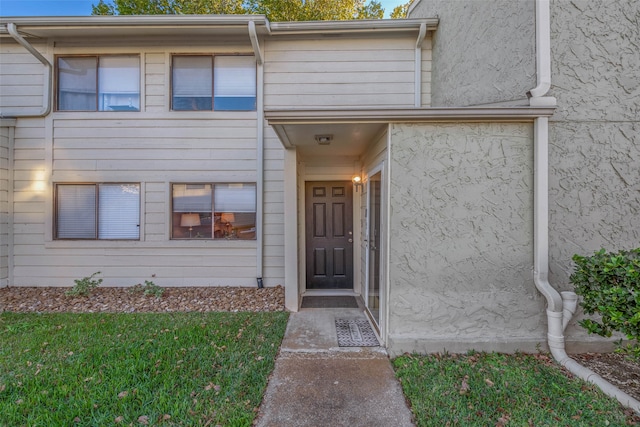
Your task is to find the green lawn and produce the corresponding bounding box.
[0,312,289,426]
[394,352,636,426]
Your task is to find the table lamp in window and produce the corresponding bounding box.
[220,212,235,237]
[180,213,201,238]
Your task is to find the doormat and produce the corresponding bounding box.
[301,296,358,308]
[335,318,380,347]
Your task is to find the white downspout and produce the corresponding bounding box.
[414,22,426,107]
[249,20,269,286]
[530,0,640,414]
[3,23,52,118]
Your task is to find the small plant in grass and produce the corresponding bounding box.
[128,280,164,297]
[571,248,640,360]
[65,271,102,297]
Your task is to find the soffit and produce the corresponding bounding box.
[266,106,556,157]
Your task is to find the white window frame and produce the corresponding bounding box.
[54,183,141,240]
[170,54,256,112]
[171,182,257,240]
[56,55,141,112]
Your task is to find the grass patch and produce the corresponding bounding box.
[0,311,288,426]
[394,352,635,426]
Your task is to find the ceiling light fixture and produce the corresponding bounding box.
[314,134,333,145]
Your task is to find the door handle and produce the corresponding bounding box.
[348,238,353,243]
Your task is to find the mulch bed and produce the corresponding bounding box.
[0,286,285,313]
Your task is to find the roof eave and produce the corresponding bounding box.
[269,18,438,35]
[265,106,556,125]
[0,15,272,37]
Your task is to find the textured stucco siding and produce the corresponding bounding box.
[387,122,547,355]
[408,0,535,107]
[548,0,640,286]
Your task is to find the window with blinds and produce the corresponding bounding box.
[171,183,256,240]
[57,55,140,112]
[55,184,140,240]
[171,55,256,111]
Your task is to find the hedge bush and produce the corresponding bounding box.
[570,248,640,359]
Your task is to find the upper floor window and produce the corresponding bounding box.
[171,55,256,111]
[55,183,140,240]
[57,55,140,112]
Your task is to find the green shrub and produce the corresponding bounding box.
[66,272,103,297]
[128,280,164,298]
[570,248,640,359]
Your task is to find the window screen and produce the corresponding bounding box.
[55,184,140,240]
[172,56,213,111]
[171,183,256,240]
[171,55,256,111]
[214,56,257,111]
[57,55,140,111]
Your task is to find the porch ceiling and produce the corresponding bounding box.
[269,122,386,158]
[265,106,557,157]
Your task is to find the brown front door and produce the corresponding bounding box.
[305,181,353,289]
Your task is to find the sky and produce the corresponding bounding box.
[0,0,409,18]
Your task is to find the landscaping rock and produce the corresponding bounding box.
[0,286,285,313]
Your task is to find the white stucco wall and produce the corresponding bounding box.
[387,122,547,355]
[408,0,535,107]
[548,0,640,287]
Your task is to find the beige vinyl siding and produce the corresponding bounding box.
[262,126,285,286]
[0,42,47,115]
[422,40,433,107]
[0,125,11,287]
[11,117,47,286]
[10,113,264,287]
[145,53,166,113]
[5,38,282,288]
[302,157,360,180]
[51,117,257,177]
[12,247,258,287]
[264,37,418,108]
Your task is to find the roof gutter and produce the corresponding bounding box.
[0,15,270,28]
[269,18,437,35]
[2,23,52,118]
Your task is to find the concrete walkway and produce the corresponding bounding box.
[254,307,415,427]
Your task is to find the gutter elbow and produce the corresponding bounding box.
[533,274,563,313]
[527,81,551,99]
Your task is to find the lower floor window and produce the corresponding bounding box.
[172,183,256,240]
[55,183,140,240]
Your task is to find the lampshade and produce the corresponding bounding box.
[220,212,235,224]
[180,213,201,227]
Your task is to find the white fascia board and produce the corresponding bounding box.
[0,16,437,38]
[0,15,269,26]
[265,106,556,124]
[0,15,271,37]
[269,18,438,35]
